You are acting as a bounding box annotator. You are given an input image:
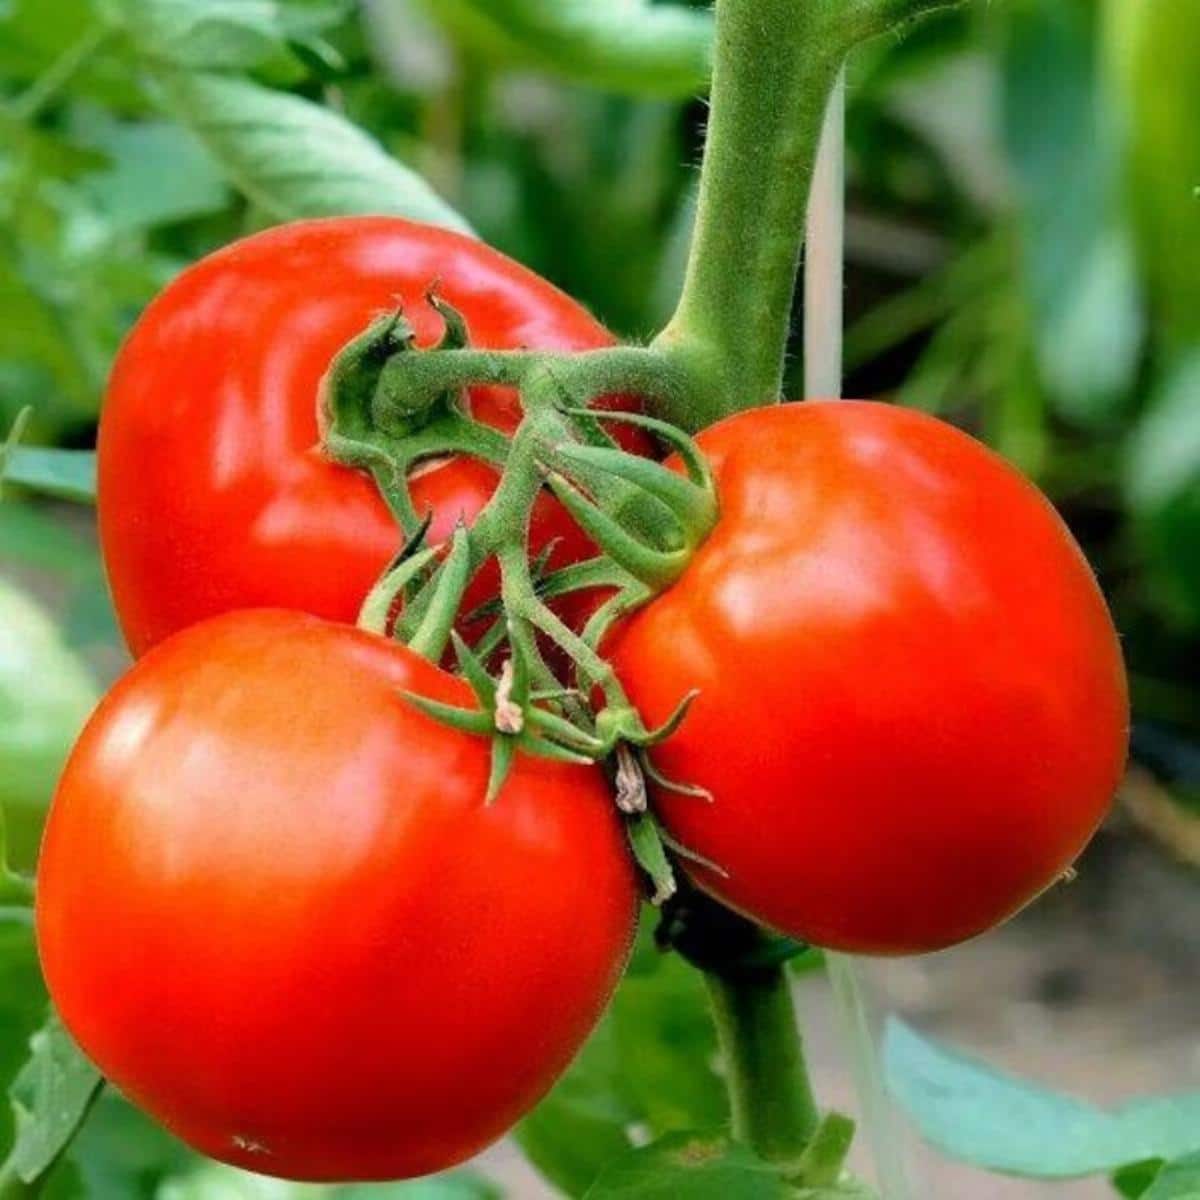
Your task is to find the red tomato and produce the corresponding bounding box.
[611,402,1128,955]
[99,217,648,658]
[37,610,636,1181]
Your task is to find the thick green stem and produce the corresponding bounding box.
[655,0,845,428]
[654,0,964,432]
[705,962,820,1165]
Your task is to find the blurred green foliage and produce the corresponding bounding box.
[0,581,95,871]
[0,0,1198,1196]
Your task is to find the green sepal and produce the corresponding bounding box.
[526,707,606,755]
[319,310,416,463]
[547,472,691,591]
[581,582,652,652]
[462,556,631,628]
[598,690,701,752]
[559,406,716,493]
[408,524,474,661]
[641,752,714,803]
[551,442,717,544]
[657,824,730,879]
[358,544,440,636]
[399,691,495,736]
[451,630,498,707]
[638,689,701,747]
[426,290,471,351]
[531,686,584,703]
[470,617,508,664]
[627,813,679,906]
[321,308,509,541]
[486,735,517,805]
[556,397,622,452]
[506,623,533,709]
[537,557,634,600]
[519,735,595,766]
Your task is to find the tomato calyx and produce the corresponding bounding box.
[321,299,725,907]
[318,306,510,534]
[401,632,604,804]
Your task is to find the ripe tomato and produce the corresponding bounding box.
[37,610,636,1181]
[99,217,648,658]
[611,402,1129,955]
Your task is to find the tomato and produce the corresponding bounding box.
[611,402,1129,956]
[37,610,636,1181]
[99,217,649,658]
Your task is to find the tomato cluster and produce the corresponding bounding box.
[36,217,1128,1182]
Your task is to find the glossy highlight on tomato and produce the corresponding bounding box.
[37,610,637,1181]
[612,401,1129,955]
[99,217,648,658]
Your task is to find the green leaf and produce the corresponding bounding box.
[150,70,472,233]
[518,917,725,1196]
[517,1020,638,1198]
[5,1011,103,1184]
[2,448,97,502]
[624,814,677,907]
[0,503,117,653]
[421,0,712,99]
[73,115,230,231]
[1114,1161,1167,1199]
[582,1131,791,1199]
[1125,354,1200,628]
[49,1089,193,1199]
[0,915,46,1114]
[0,580,97,873]
[1002,0,1143,423]
[885,1018,1200,1178]
[611,924,727,1138]
[1127,355,1200,512]
[100,0,350,71]
[1142,1153,1200,1200]
[1106,0,1200,348]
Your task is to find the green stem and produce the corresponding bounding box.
[705,961,820,1165]
[655,0,845,428]
[654,0,964,431]
[370,345,699,430]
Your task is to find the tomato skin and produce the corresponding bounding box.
[611,402,1129,956]
[99,217,645,658]
[37,610,636,1181]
